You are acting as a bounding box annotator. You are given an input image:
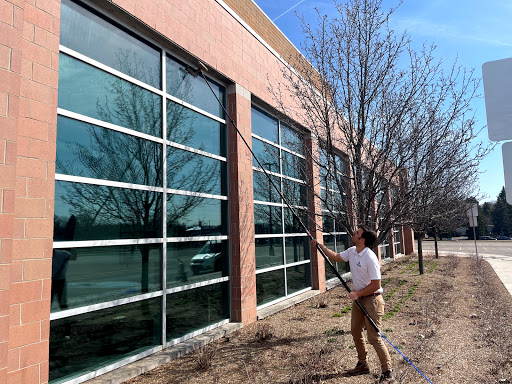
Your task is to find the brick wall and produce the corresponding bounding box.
[227,84,257,324]
[110,0,307,124]
[0,0,60,383]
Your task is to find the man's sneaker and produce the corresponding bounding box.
[377,370,395,383]
[345,361,370,376]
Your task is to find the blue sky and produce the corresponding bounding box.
[252,0,512,203]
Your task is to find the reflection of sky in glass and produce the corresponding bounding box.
[252,138,279,172]
[58,54,162,138]
[167,147,224,195]
[60,0,161,88]
[56,116,162,186]
[282,151,305,181]
[167,101,225,156]
[166,57,225,118]
[251,107,278,144]
[281,123,304,155]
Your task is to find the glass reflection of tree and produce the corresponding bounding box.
[56,51,218,292]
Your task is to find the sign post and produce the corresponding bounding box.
[466,204,479,262]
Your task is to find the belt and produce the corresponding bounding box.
[359,292,382,299]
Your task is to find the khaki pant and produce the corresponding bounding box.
[351,294,392,371]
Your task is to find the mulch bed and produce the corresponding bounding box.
[125,254,512,384]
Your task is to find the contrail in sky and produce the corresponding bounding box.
[273,0,307,22]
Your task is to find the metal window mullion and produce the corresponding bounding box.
[59,45,164,97]
[161,50,168,348]
[57,108,164,144]
[166,319,230,347]
[165,276,230,294]
[165,188,227,200]
[62,345,163,384]
[165,235,228,243]
[54,173,164,193]
[252,133,305,160]
[286,259,311,268]
[53,238,164,249]
[49,291,164,320]
[167,140,226,162]
[166,93,226,124]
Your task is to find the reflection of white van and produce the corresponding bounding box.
[189,240,223,275]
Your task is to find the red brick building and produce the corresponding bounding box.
[0,0,414,383]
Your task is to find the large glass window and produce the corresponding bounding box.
[166,240,228,287]
[252,106,310,306]
[56,116,162,186]
[319,152,350,281]
[58,53,162,137]
[60,0,161,88]
[49,298,161,383]
[166,282,229,341]
[323,233,350,281]
[166,57,225,118]
[51,245,162,312]
[54,181,163,241]
[394,226,402,255]
[53,2,229,382]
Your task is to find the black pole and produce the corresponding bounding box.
[418,235,424,275]
[434,227,439,259]
[195,64,380,333]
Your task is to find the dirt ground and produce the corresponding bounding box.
[124,254,512,384]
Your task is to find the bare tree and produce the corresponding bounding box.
[269,0,492,250]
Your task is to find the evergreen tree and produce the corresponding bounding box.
[492,187,512,236]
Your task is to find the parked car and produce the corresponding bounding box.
[496,235,512,240]
[189,240,223,274]
[479,236,497,240]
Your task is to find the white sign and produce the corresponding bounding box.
[466,203,478,218]
[466,203,478,227]
[503,142,512,204]
[482,57,512,141]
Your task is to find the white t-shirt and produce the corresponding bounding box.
[339,246,383,293]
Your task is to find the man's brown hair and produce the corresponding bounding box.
[359,225,377,248]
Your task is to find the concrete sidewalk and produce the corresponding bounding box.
[426,250,512,296]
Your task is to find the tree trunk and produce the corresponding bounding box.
[418,234,424,275]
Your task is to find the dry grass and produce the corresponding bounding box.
[125,255,512,384]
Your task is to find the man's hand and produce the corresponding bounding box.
[349,291,359,301]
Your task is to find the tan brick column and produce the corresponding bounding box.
[403,226,415,255]
[306,135,325,291]
[0,0,60,383]
[0,1,23,381]
[227,84,257,325]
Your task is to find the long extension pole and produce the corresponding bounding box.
[192,62,433,383]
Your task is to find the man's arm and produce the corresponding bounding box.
[348,279,381,301]
[313,241,343,263]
